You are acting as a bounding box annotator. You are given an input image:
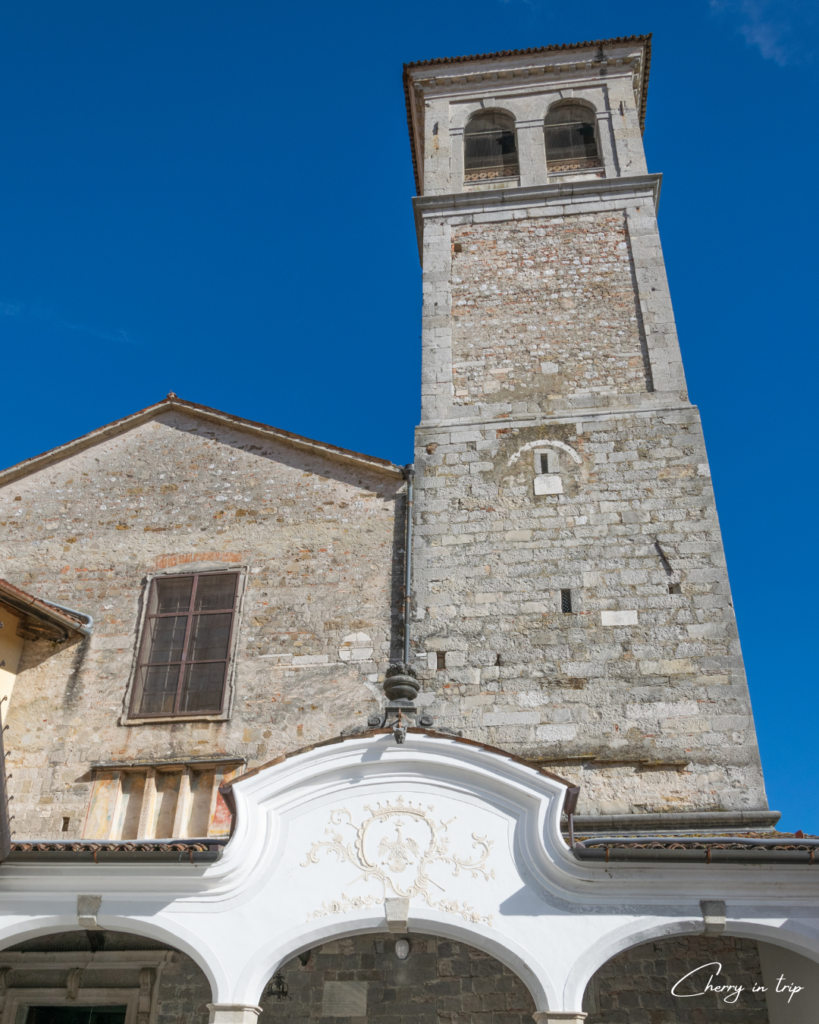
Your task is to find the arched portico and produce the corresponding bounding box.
[563,914,819,1012]
[236,911,558,1013]
[253,930,537,1024]
[0,733,817,1024]
[0,914,229,1004]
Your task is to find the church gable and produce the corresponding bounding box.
[0,404,405,843]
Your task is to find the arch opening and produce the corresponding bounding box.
[0,928,215,1024]
[464,111,519,184]
[544,102,601,173]
[580,932,818,1023]
[258,931,536,1024]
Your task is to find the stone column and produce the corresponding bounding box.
[137,769,157,839]
[594,109,618,177]
[516,120,547,186]
[449,126,464,190]
[206,1006,262,1024]
[533,1014,587,1024]
[172,767,192,837]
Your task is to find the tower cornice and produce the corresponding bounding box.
[411,172,662,260]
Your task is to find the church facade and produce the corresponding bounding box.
[0,34,816,1024]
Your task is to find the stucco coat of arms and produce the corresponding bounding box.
[301,796,495,924]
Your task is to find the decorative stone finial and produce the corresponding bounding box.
[383,663,420,702]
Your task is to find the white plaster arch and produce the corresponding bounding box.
[507,439,582,467]
[562,914,819,1008]
[235,909,559,1011]
[562,915,705,1008]
[0,913,228,1002]
[2,735,819,1015]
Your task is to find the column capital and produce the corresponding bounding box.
[533,1014,587,1024]
[207,1005,262,1024]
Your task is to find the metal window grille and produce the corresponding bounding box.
[544,103,600,169]
[131,572,238,718]
[464,111,519,181]
[561,589,573,614]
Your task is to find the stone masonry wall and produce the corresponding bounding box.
[5,930,213,1024]
[586,935,769,1023]
[409,407,766,817]
[0,410,404,840]
[451,214,651,409]
[265,933,535,1024]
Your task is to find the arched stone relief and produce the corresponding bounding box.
[507,439,583,467]
[507,439,582,497]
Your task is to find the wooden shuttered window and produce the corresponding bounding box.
[131,572,238,718]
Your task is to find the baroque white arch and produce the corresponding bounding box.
[0,732,818,1016]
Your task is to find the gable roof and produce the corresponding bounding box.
[403,34,652,195]
[0,394,404,487]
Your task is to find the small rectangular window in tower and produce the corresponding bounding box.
[436,652,446,671]
[61,817,70,832]
[539,451,559,474]
[561,589,573,614]
[669,583,682,595]
[130,571,239,719]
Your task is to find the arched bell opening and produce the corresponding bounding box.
[0,928,215,1024]
[258,931,536,1024]
[581,932,819,1023]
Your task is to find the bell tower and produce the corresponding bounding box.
[404,36,775,832]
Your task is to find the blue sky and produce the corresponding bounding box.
[0,0,816,831]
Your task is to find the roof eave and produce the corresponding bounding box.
[0,579,88,641]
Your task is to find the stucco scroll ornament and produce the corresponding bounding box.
[301,796,495,925]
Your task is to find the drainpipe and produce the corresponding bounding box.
[41,600,94,637]
[370,465,425,743]
[0,718,10,862]
[402,464,415,664]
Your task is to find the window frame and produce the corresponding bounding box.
[463,110,520,183]
[543,101,601,171]
[124,568,245,724]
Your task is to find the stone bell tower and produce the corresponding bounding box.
[403,36,776,831]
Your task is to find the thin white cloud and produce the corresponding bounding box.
[711,0,817,65]
[0,300,134,346]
